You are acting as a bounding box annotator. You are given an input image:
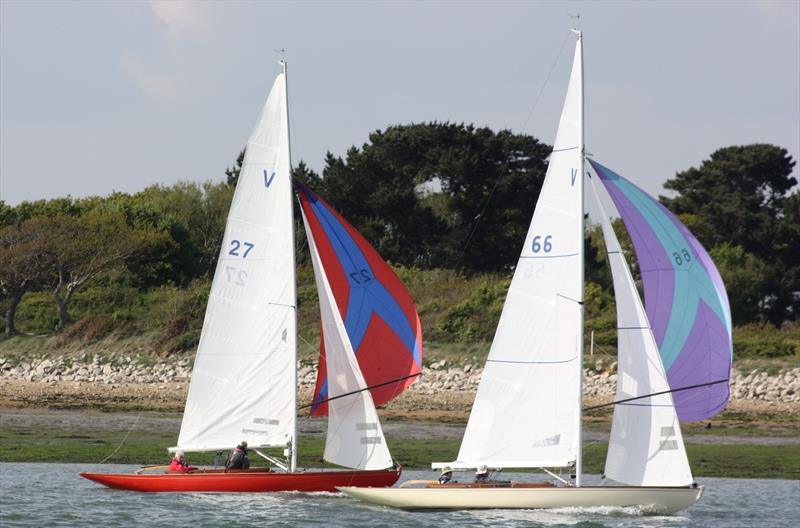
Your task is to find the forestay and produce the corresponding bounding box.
[588,176,693,486]
[439,39,584,469]
[175,73,296,452]
[302,209,393,470]
[590,160,732,422]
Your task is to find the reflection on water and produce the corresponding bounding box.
[1,464,798,528]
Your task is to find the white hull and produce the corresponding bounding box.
[338,485,704,515]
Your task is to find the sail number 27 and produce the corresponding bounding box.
[349,269,372,284]
[229,240,255,258]
[225,239,254,287]
[531,235,553,253]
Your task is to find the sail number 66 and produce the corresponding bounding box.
[531,235,553,253]
[673,248,692,266]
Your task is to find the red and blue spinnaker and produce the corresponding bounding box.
[590,159,732,422]
[297,183,423,416]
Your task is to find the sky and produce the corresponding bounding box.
[1,0,798,205]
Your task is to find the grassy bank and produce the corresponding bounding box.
[2,417,797,479]
[2,266,798,367]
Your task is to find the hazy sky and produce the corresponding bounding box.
[1,0,798,205]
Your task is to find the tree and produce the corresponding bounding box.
[781,192,800,319]
[135,181,234,278]
[661,144,796,258]
[39,212,165,329]
[0,201,14,227]
[314,123,551,270]
[225,149,246,187]
[661,144,798,324]
[10,197,83,223]
[434,126,550,270]
[710,244,773,325]
[0,220,52,335]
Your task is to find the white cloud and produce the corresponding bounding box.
[121,1,208,99]
[148,0,209,41]
[122,55,178,99]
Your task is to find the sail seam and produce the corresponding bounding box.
[207,293,293,308]
[486,357,577,365]
[519,252,578,259]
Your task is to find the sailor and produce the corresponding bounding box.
[438,466,453,485]
[225,441,251,470]
[474,464,490,483]
[168,451,195,473]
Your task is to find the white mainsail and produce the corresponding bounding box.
[588,176,693,486]
[302,211,393,470]
[438,36,585,470]
[175,72,297,453]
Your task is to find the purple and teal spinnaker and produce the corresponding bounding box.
[590,159,732,422]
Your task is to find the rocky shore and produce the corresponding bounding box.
[1,354,798,404]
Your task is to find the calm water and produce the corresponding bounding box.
[1,464,798,527]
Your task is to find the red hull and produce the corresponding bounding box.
[80,467,401,493]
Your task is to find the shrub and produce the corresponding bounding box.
[434,276,510,343]
[157,279,210,355]
[733,323,799,358]
[59,314,134,342]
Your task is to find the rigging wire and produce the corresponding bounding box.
[99,411,143,464]
[462,30,574,255]
[519,30,574,133]
[298,372,422,410]
[583,378,730,412]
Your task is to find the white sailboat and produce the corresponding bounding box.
[340,30,730,513]
[81,62,423,493]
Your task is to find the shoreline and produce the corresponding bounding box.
[2,377,798,424]
[2,407,798,479]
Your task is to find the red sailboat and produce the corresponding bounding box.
[81,62,422,493]
[80,468,401,493]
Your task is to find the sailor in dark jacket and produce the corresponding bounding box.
[225,441,250,470]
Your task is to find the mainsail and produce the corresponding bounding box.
[176,73,296,452]
[590,160,732,422]
[297,184,423,417]
[589,177,693,486]
[440,36,585,469]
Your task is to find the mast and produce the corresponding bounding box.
[282,59,299,473]
[573,28,585,488]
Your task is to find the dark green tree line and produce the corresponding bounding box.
[308,122,551,270]
[661,144,798,324]
[1,132,796,341]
